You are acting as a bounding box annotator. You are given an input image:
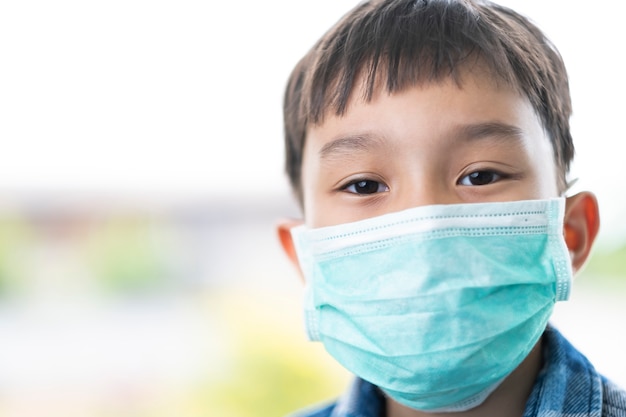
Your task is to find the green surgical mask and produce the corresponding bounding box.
[291,198,572,412]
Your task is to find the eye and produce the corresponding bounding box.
[458,170,503,186]
[342,179,389,195]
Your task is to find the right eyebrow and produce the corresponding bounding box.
[318,134,384,161]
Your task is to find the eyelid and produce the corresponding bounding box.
[338,176,390,195]
[336,173,384,189]
[457,166,518,187]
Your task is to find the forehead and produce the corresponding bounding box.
[307,67,536,141]
[301,70,556,186]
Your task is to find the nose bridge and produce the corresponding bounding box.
[397,186,441,211]
[391,170,455,212]
[385,131,460,212]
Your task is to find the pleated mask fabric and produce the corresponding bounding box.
[291,198,572,412]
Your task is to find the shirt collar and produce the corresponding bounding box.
[331,377,385,417]
[523,325,603,417]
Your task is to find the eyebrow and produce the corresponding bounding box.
[318,122,525,160]
[319,134,384,160]
[454,122,525,142]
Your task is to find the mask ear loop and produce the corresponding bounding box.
[561,177,581,265]
[562,177,579,197]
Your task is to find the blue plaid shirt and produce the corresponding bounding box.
[289,326,626,417]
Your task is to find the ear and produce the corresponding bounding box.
[276,219,305,282]
[563,192,600,273]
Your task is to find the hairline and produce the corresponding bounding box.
[285,0,573,204]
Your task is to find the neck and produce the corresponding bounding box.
[386,339,543,417]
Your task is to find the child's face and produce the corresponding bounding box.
[300,72,560,228]
[279,68,601,416]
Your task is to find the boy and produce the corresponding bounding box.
[276,1,626,416]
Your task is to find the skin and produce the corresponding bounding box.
[302,73,559,227]
[278,68,600,417]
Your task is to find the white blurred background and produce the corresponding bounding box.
[1,0,625,227]
[0,1,624,416]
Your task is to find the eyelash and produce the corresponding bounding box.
[339,169,510,195]
[458,170,509,186]
[340,178,390,195]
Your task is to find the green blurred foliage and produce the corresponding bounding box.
[0,213,176,298]
[87,216,171,294]
[0,216,34,297]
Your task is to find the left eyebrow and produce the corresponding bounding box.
[454,122,525,142]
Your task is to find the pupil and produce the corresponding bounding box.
[470,171,494,185]
[356,180,378,194]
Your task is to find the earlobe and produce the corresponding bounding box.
[563,192,600,273]
[276,219,305,281]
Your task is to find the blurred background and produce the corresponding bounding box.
[0,1,624,416]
